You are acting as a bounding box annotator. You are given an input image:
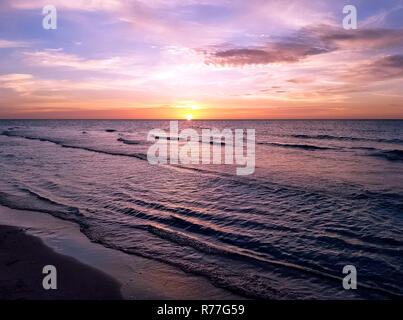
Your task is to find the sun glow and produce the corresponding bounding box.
[176,104,200,110]
[185,114,193,121]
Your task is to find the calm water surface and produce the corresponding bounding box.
[0,119,402,299]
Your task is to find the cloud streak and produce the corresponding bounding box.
[204,25,403,67]
[0,39,29,48]
[350,55,403,81]
[205,42,329,67]
[9,0,122,11]
[23,49,127,72]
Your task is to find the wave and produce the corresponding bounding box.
[117,137,141,145]
[0,190,81,222]
[110,189,401,298]
[1,131,148,161]
[151,135,230,146]
[258,142,334,150]
[1,186,401,299]
[351,146,377,151]
[1,131,232,172]
[289,134,403,144]
[151,135,186,141]
[4,130,400,210]
[368,149,403,162]
[139,223,401,299]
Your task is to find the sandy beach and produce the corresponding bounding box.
[0,224,122,300]
[1,0,403,304]
[0,205,241,300]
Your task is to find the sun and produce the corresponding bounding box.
[185,114,193,121]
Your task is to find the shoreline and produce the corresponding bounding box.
[0,205,242,300]
[0,224,122,300]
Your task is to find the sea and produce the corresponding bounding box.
[0,119,402,299]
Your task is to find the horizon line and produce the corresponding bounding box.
[0,118,402,121]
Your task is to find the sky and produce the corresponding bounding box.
[0,0,402,119]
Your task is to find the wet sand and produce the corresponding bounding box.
[0,224,122,300]
[0,205,242,300]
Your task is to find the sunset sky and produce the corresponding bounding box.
[0,0,402,119]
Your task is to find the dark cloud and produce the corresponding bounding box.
[205,42,329,67]
[348,55,403,81]
[205,25,403,67]
[303,25,403,50]
[373,55,403,68]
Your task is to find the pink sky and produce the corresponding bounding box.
[0,0,402,119]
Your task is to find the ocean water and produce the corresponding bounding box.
[0,119,402,299]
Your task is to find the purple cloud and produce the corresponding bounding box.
[204,25,403,67]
